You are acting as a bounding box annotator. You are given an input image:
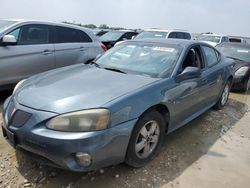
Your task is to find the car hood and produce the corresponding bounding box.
[16,65,159,114]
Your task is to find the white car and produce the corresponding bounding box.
[134,29,192,40]
[198,34,229,47]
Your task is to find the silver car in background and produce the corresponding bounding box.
[0,19,106,90]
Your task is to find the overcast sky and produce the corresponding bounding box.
[1,0,249,37]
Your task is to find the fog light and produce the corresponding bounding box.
[75,152,92,167]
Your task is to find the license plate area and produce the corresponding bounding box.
[2,125,16,147]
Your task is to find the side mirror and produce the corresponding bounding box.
[2,35,17,45]
[176,67,201,82]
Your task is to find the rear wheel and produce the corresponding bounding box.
[125,110,166,167]
[214,81,231,110]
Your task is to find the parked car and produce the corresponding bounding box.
[216,42,250,91]
[92,29,110,37]
[134,29,192,40]
[100,30,138,49]
[2,39,234,172]
[198,34,229,47]
[0,19,106,91]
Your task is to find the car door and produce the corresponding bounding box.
[0,24,55,85]
[53,26,92,67]
[200,45,224,106]
[167,45,208,131]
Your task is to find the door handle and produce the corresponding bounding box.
[42,49,53,55]
[80,46,85,51]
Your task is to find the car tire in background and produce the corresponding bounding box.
[125,110,166,167]
[242,77,250,92]
[214,81,231,110]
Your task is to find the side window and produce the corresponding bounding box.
[184,33,191,40]
[8,28,21,41]
[202,46,219,67]
[122,32,135,40]
[55,26,92,43]
[168,32,177,38]
[78,30,92,42]
[18,24,49,45]
[180,46,204,73]
[176,32,185,39]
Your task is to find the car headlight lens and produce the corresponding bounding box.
[46,109,110,132]
[235,66,249,77]
[13,79,26,94]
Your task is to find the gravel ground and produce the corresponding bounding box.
[0,90,249,188]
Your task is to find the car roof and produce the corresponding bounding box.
[130,38,200,47]
[201,33,227,37]
[143,28,190,33]
[217,42,250,49]
[1,19,93,32]
[106,30,136,33]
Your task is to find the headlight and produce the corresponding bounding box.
[13,79,26,94]
[46,109,110,132]
[235,66,249,77]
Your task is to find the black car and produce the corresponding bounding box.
[100,30,138,49]
[216,43,250,91]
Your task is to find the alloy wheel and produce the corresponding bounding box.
[135,120,160,159]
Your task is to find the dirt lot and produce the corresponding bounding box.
[0,90,250,188]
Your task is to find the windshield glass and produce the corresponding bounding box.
[100,31,124,41]
[216,46,250,62]
[0,20,16,32]
[135,31,168,39]
[96,42,181,77]
[198,35,221,43]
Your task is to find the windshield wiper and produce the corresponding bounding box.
[103,67,127,74]
[226,56,244,62]
[84,60,100,68]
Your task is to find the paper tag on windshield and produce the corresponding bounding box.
[153,47,175,52]
[237,49,249,53]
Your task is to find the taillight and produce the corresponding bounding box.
[101,44,108,52]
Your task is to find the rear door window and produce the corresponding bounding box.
[55,26,92,43]
[202,46,219,67]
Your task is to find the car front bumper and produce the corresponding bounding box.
[2,97,136,172]
[231,76,246,90]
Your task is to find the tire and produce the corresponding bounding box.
[125,110,166,168]
[241,77,250,92]
[214,81,231,110]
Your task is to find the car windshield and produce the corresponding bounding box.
[100,31,125,41]
[0,20,17,32]
[198,35,221,43]
[96,42,181,77]
[135,31,168,39]
[216,46,250,62]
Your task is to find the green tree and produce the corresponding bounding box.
[99,24,109,29]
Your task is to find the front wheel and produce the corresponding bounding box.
[214,81,231,110]
[125,110,166,168]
